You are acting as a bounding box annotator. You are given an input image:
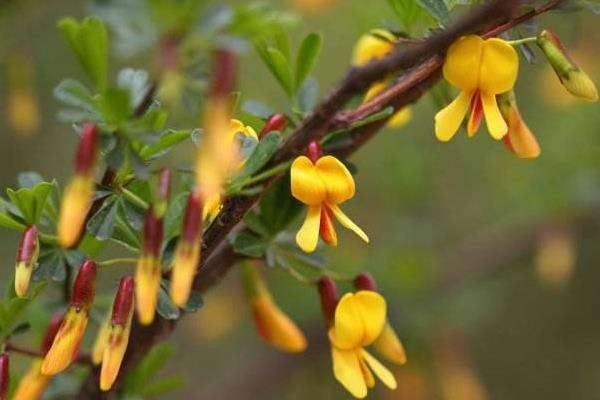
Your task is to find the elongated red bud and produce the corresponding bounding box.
[71,260,97,308]
[155,168,172,218]
[210,49,236,98]
[318,276,339,326]
[0,353,8,400]
[259,114,287,138]
[15,225,40,297]
[354,272,378,292]
[112,276,134,326]
[42,313,65,354]
[143,209,164,258]
[181,191,203,244]
[75,123,99,175]
[306,141,323,163]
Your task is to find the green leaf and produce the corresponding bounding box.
[122,342,175,395]
[233,132,282,184]
[231,231,269,258]
[6,182,52,224]
[244,212,271,238]
[387,0,426,31]
[182,290,204,313]
[139,376,185,397]
[259,175,303,235]
[87,196,118,240]
[98,87,133,126]
[0,212,25,231]
[164,192,189,239]
[255,40,295,96]
[53,79,97,111]
[139,130,191,160]
[156,286,180,320]
[58,17,109,90]
[416,0,449,23]
[0,281,46,339]
[295,32,322,90]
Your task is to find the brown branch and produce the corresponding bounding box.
[77,0,567,397]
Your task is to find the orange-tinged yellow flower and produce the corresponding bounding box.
[498,91,540,159]
[135,209,163,325]
[91,309,111,365]
[13,359,50,400]
[435,35,519,141]
[290,149,368,253]
[354,31,412,129]
[243,263,307,353]
[329,291,397,398]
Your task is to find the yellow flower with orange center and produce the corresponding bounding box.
[435,35,519,141]
[329,291,397,398]
[290,150,368,253]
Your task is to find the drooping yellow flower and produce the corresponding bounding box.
[354,31,412,129]
[498,91,540,159]
[290,150,368,253]
[435,35,519,141]
[243,262,307,353]
[13,359,50,400]
[329,291,397,398]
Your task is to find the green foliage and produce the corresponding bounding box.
[6,182,53,225]
[0,281,46,341]
[296,33,323,91]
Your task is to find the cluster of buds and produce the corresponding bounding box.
[13,313,64,400]
[42,260,97,375]
[135,169,170,325]
[14,225,40,297]
[170,190,203,307]
[57,123,99,248]
[242,262,307,353]
[99,277,135,391]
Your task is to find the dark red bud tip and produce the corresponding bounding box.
[211,49,236,98]
[143,208,164,257]
[0,352,8,400]
[112,276,135,325]
[41,313,65,354]
[318,276,339,326]
[354,272,378,292]
[16,225,38,263]
[75,123,99,175]
[71,260,97,308]
[182,191,203,243]
[259,114,287,138]
[307,141,323,163]
[158,168,172,203]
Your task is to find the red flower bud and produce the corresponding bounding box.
[354,272,378,292]
[158,167,172,203]
[71,260,97,308]
[181,191,203,244]
[210,49,236,98]
[143,209,164,257]
[112,276,135,326]
[318,276,339,326]
[16,225,39,264]
[14,225,40,297]
[0,353,8,400]
[259,114,287,138]
[306,141,323,163]
[74,123,99,176]
[41,313,65,354]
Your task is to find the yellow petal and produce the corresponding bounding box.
[13,359,51,400]
[361,349,397,389]
[352,33,394,67]
[364,81,387,103]
[329,204,369,244]
[251,296,308,353]
[290,156,326,206]
[331,347,367,399]
[170,241,201,307]
[443,35,483,92]
[41,308,88,375]
[100,322,132,391]
[481,91,507,139]
[330,293,364,350]
[352,291,386,345]
[296,205,322,253]
[202,193,222,221]
[15,261,33,298]
[315,156,355,204]
[435,91,471,142]
[388,107,412,128]
[135,256,161,325]
[373,320,407,365]
[58,176,94,248]
[359,356,375,388]
[91,311,112,365]
[479,38,519,95]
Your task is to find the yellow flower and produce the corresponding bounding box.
[329,291,397,398]
[41,307,88,375]
[91,310,112,365]
[435,35,519,141]
[290,154,368,253]
[58,175,94,248]
[372,321,407,365]
[497,91,540,159]
[243,263,307,353]
[354,31,412,129]
[12,359,50,400]
[135,254,161,325]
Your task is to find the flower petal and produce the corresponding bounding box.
[359,356,375,388]
[373,320,407,365]
[330,293,364,350]
[435,91,471,142]
[352,34,394,67]
[479,38,519,95]
[443,35,483,92]
[315,156,355,204]
[388,107,412,128]
[296,205,322,253]
[329,204,369,243]
[352,291,386,345]
[481,91,507,139]
[361,349,397,389]
[332,347,367,399]
[291,156,326,206]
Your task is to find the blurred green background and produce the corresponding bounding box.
[1,0,600,398]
